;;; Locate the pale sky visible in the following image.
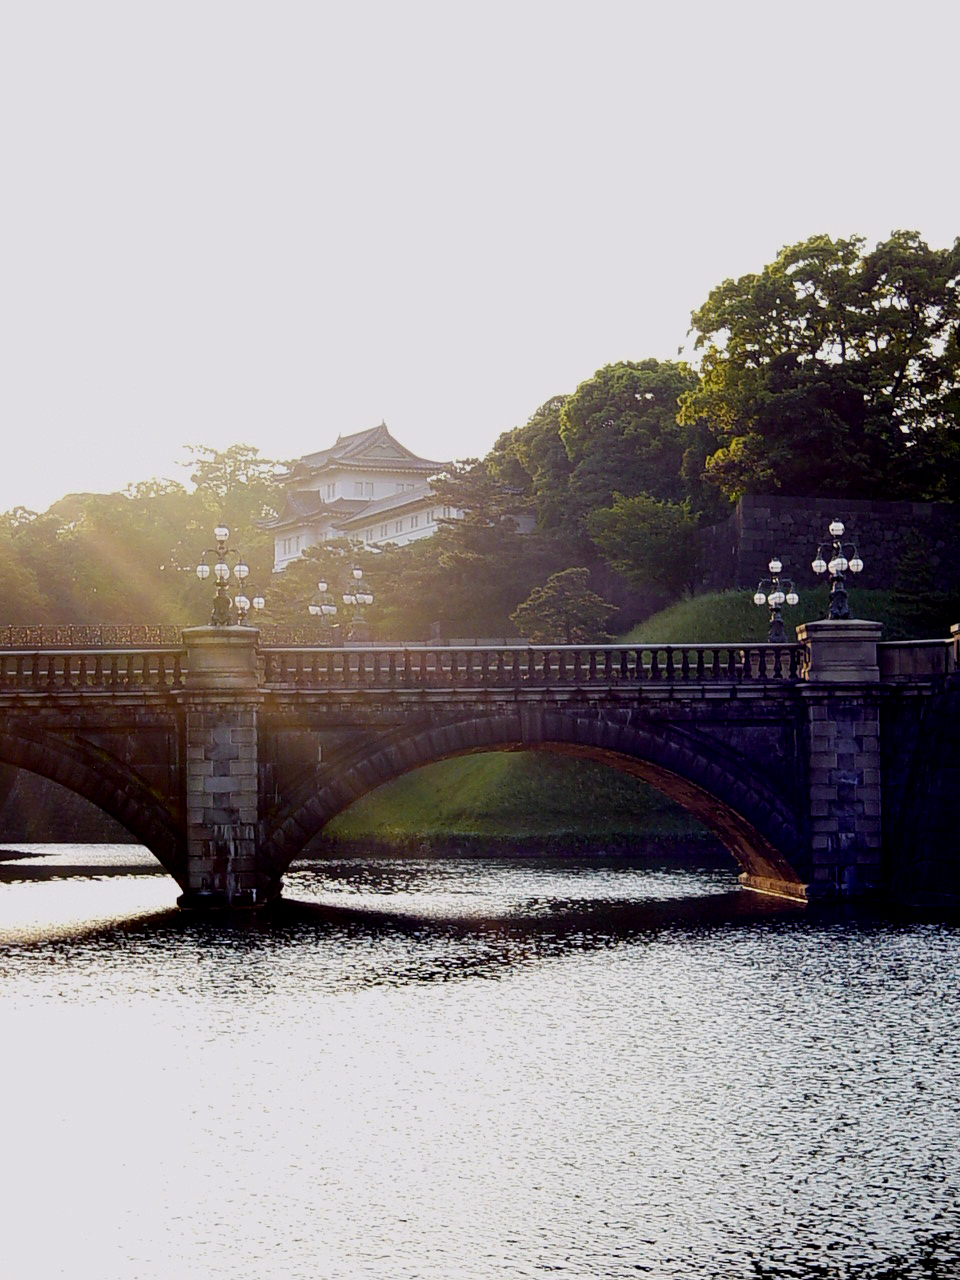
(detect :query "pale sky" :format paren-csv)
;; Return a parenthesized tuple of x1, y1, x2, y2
(2, 0, 957, 514)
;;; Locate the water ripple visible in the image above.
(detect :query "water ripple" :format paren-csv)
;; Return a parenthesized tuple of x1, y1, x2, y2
(1, 848, 959, 1279)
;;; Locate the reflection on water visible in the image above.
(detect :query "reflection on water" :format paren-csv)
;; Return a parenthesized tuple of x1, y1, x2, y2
(1, 845, 959, 1279)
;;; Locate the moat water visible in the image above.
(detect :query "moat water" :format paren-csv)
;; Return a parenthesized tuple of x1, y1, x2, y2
(1, 844, 959, 1279)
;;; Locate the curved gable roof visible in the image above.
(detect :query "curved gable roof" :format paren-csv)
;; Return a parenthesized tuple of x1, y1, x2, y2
(291, 422, 444, 477)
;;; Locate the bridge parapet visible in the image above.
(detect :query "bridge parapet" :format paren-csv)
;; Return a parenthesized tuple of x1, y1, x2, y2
(0, 624, 182, 648)
(878, 638, 956, 681)
(260, 642, 805, 692)
(0, 648, 184, 695)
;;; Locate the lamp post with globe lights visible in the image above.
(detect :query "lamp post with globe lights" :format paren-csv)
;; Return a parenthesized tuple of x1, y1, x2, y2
(307, 579, 339, 641)
(812, 519, 864, 620)
(195, 524, 265, 626)
(342, 566, 374, 642)
(753, 557, 799, 643)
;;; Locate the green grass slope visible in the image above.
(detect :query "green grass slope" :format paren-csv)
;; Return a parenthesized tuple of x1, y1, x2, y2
(324, 751, 705, 847)
(622, 588, 943, 644)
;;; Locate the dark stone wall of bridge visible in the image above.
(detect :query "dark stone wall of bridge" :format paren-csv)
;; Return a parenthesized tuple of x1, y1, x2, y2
(0, 707, 184, 875)
(0, 763, 135, 841)
(883, 666, 960, 908)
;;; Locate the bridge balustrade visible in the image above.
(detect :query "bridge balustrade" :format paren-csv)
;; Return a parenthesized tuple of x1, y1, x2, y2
(0, 649, 184, 693)
(259, 643, 803, 691)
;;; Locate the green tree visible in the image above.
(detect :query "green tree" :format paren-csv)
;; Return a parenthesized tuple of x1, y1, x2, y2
(489, 396, 574, 531)
(585, 494, 698, 597)
(510, 567, 615, 644)
(681, 231, 960, 501)
(560, 359, 703, 525)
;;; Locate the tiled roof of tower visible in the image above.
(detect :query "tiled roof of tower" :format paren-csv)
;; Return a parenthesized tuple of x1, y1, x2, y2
(259, 492, 368, 532)
(293, 422, 444, 474)
(333, 484, 438, 525)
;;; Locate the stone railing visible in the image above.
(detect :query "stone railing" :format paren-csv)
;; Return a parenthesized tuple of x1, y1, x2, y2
(260, 643, 805, 691)
(0, 649, 185, 692)
(0, 625, 183, 649)
(878, 638, 957, 680)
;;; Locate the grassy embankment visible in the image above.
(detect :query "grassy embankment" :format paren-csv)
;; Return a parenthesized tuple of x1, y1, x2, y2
(621, 587, 913, 644)
(320, 751, 706, 854)
(320, 588, 947, 854)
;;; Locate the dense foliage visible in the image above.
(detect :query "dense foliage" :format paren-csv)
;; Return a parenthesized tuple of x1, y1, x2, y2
(2, 230, 956, 639)
(681, 232, 960, 501)
(0, 446, 282, 625)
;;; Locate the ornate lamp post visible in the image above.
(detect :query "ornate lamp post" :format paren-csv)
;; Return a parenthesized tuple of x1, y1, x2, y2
(341, 565, 374, 642)
(812, 519, 864, 620)
(753, 557, 799, 643)
(195, 524, 264, 626)
(308, 578, 339, 640)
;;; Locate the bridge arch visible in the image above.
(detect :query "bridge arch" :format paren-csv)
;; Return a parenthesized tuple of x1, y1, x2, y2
(0, 726, 185, 880)
(261, 707, 808, 896)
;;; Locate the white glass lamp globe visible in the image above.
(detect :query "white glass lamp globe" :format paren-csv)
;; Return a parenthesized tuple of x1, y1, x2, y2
(214, 525, 230, 542)
(786, 591, 799, 606)
(234, 562, 249, 581)
(812, 557, 827, 575)
(849, 556, 864, 574)
(317, 580, 328, 594)
(343, 592, 356, 606)
(828, 558, 841, 575)
(770, 590, 786, 607)
(753, 591, 766, 606)
(235, 593, 250, 614)
(196, 563, 211, 581)
(252, 594, 265, 611)
(309, 603, 321, 616)
(358, 590, 373, 606)
(323, 602, 337, 616)
(768, 558, 782, 575)
(828, 520, 844, 538)
(214, 561, 231, 583)
(352, 566, 362, 581)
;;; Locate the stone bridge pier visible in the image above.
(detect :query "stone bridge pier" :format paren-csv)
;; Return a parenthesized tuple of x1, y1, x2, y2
(797, 620, 883, 897)
(178, 628, 271, 909)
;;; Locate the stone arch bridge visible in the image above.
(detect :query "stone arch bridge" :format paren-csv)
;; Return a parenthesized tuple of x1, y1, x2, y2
(0, 623, 957, 909)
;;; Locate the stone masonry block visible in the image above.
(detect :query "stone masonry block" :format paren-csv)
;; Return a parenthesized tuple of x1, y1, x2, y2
(204, 775, 239, 794)
(810, 753, 838, 770)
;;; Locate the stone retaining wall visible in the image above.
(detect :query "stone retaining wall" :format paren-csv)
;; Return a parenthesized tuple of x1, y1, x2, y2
(697, 495, 960, 594)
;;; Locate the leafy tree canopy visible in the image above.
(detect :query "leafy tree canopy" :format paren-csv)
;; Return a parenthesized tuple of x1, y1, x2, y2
(510, 567, 615, 645)
(560, 359, 702, 522)
(585, 493, 698, 597)
(680, 231, 960, 501)
(488, 396, 573, 531)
